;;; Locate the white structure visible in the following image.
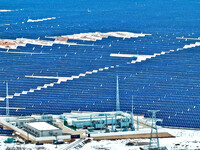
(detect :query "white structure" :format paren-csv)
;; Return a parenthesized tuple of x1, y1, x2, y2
(24, 122, 62, 137)
(6, 82, 9, 116)
(116, 75, 120, 111)
(16, 117, 35, 127)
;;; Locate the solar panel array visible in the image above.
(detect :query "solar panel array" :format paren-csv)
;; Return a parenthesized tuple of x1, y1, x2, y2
(0, 0, 200, 128)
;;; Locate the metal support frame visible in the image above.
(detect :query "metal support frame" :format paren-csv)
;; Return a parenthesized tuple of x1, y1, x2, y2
(115, 113, 117, 132)
(105, 114, 110, 132)
(127, 111, 135, 131)
(111, 117, 114, 132)
(90, 114, 92, 126)
(148, 110, 160, 150)
(120, 117, 122, 131)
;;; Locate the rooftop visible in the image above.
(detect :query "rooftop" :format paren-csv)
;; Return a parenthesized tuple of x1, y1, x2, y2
(26, 122, 59, 131)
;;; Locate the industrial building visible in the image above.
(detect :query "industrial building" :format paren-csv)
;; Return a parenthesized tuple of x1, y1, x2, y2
(62, 111, 135, 132)
(16, 114, 54, 128)
(23, 122, 62, 137)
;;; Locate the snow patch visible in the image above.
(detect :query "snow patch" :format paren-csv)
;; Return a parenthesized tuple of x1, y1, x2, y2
(179, 42, 200, 50)
(110, 53, 138, 58)
(48, 32, 151, 42)
(0, 38, 92, 50)
(27, 17, 56, 22)
(0, 10, 13, 12)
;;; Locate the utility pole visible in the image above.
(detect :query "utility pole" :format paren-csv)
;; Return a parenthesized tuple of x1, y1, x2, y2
(131, 96, 135, 130)
(6, 82, 9, 116)
(137, 116, 139, 130)
(116, 75, 120, 111)
(148, 110, 160, 150)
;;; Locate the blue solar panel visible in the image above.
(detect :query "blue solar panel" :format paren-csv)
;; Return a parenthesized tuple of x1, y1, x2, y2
(0, 0, 200, 128)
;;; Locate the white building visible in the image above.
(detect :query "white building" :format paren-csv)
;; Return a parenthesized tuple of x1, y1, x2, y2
(24, 122, 62, 137)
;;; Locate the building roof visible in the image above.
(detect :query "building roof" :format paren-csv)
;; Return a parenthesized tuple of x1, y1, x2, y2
(26, 122, 59, 131)
(18, 117, 35, 121)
